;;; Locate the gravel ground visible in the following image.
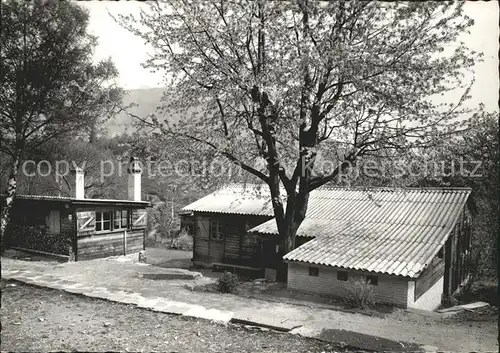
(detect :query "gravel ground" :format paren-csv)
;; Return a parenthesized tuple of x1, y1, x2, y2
(0, 280, 366, 353)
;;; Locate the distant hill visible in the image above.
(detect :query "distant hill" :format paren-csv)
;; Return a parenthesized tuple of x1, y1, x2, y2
(105, 87, 167, 136)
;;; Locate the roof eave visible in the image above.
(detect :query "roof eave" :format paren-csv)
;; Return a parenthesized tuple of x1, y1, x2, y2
(283, 259, 418, 279)
(71, 199, 151, 208)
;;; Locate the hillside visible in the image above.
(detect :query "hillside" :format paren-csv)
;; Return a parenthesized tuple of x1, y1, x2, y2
(105, 87, 166, 136)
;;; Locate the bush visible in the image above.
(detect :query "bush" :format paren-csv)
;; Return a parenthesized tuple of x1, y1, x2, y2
(217, 271, 239, 293)
(175, 230, 193, 251)
(345, 277, 376, 309)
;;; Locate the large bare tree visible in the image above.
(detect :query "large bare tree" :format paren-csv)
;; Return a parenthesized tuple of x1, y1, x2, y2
(119, 0, 479, 281)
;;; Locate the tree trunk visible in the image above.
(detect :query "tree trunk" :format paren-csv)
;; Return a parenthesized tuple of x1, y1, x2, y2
(0, 154, 21, 253)
(275, 221, 297, 283)
(275, 190, 309, 283)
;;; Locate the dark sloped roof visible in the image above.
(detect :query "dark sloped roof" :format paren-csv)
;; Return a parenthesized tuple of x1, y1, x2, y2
(1, 194, 150, 208)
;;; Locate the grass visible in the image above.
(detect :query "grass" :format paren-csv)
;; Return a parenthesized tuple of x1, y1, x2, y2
(1, 279, 364, 353)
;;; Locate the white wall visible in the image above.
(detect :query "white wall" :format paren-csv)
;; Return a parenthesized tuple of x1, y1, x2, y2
(287, 262, 409, 307)
(407, 276, 444, 311)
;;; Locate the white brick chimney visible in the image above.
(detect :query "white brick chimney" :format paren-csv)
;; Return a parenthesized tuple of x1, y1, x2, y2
(69, 167, 85, 199)
(127, 157, 142, 201)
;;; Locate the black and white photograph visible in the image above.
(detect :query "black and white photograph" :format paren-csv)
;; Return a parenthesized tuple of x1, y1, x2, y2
(0, 0, 498, 352)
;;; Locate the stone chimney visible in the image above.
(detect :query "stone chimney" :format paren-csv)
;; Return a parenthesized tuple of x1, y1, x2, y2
(127, 157, 142, 201)
(69, 167, 85, 199)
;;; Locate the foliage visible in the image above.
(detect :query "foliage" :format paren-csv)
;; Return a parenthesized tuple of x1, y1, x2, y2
(14, 137, 126, 199)
(118, 1, 480, 281)
(170, 229, 193, 250)
(344, 277, 376, 309)
(0, 0, 123, 242)
(217, 271, 240, 294)
(1, 0, 123, 157)
(353, 111, 498, 281)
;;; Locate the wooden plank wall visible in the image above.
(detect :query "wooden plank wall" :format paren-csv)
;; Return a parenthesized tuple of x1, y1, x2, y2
(415, 255, 445, 300)
(75, 207, 146, 261)
(192, 213, 273, 266)
(194, 216, 210, 263)
(77, 230, 144, 261)
(443, 203, 473, 297)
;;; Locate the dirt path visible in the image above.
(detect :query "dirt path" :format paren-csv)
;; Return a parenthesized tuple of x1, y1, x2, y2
(2, 255, 497, 352)
(1, 280, 352, 353)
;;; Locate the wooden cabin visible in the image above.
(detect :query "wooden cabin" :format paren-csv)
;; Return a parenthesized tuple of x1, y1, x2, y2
(2, 158, 149, 261)
(179, 185, 275, 276)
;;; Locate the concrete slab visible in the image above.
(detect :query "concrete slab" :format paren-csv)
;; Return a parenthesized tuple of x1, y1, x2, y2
(136, 297, 161, 310)
(153, 300, 193, 315)
(184, 306, 233, 323)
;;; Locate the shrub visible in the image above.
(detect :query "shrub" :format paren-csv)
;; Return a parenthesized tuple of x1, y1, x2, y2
(217, 271, 239, 293)
(345, 277, 376, 309)
(175, 230, 193, 251)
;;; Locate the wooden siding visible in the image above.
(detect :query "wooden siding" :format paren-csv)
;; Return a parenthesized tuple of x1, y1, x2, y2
(75, 206, 146, 261)
(76, 210, 96, 236)
(77, 229, 144, 261)
(194, 216, 210, 263)
(444, 202, 473, 296)
(191, 213, 273, 267)
(131, 209, 147, 230)
(415, 255, 444, 300)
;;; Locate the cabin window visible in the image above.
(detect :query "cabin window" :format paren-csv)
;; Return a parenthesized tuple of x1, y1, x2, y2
(367, 275, 378, 286)
(210, 220, 224, 240)
(94, 210, 131, 232)
(308, 266, 319, 277)
(337, 271, 348, 281)
(95, 211, 112, 232)
(114, 210, 128, 230)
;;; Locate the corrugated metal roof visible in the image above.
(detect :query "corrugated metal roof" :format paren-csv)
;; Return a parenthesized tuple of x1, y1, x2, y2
(182, 184, 471, 277)
(180, 184, 275, 216)
(250, 188, 470, 235)
(1, 194, 72, 201)
(276, 188, 471, 278)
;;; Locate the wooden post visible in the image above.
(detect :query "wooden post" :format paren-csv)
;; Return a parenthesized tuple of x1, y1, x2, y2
(72, 211, 78, 262)
(124, 230, 127, 255)
(444, 236, 451, 297)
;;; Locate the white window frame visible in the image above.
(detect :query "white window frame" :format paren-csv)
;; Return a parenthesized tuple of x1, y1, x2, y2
(95, 210, 113, 232)
(113, 210, 128, 230)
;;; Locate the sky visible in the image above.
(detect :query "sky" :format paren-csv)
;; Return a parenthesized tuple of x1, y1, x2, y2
(80, 1, 499, 112)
